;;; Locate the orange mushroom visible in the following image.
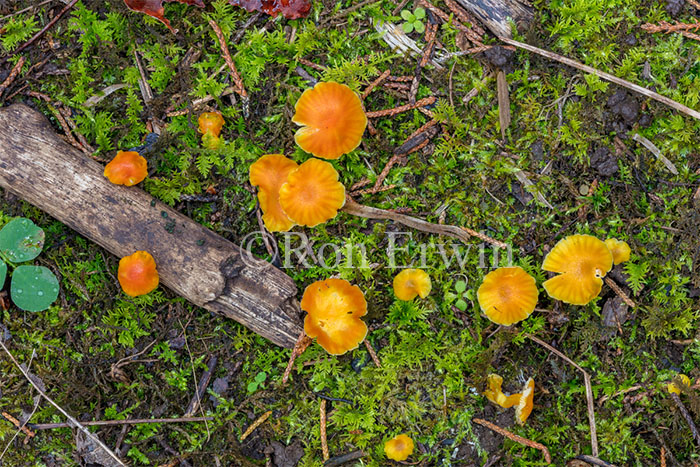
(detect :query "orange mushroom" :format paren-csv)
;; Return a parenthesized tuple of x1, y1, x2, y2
(604, 238, 631, 265)
(198, 111, 225, 149)
(104, 151, 148, 186)
(384, 434, 414, 461)
(117, 251, 159, 297)
(667, 374, 691, 395)
(515, 378, 535, 425)
(278, 159, 346, 227)
(393, 269, 431, 301)
(542, 234, 613, 305)
(483, 374, 520, 408)
(249, 154, 299, 232)
(292, 82, 367, 160)
(301, 278, 367, 355)
(477, 267, 538, 326)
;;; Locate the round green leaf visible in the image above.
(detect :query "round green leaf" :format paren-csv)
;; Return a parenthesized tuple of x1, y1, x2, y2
(414, 21, 426, 34)
(455, 280, 467, 294)
(414, 7, 425, 19)
(402, 22, 414, 33)
(400, 9, 413, 21)
(0, 260, 6, 289)
(10, 265, 59, 312)
(0, 218, 45, 263)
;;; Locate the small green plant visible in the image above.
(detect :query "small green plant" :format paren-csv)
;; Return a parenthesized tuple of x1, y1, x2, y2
(400, 8, 425, 34)
(247, 371, 267, 393)
(0, 218, 59, 312)
(454, 278, 468, 311)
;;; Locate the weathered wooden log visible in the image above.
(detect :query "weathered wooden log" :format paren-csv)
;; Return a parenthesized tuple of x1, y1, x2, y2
(0, 104, 302, 348)
(454, 0, 533, 38)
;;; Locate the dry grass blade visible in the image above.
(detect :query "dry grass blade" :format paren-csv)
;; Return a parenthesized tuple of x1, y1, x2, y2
(282, 332, 313, 385)
(496, 70, 510, 139)
(604, 277, 636, 308)
(631, 133, 678, 175)
(473, 418, 552, 463)
(240, 411, 272, 442)
(320, 399, 329, 461)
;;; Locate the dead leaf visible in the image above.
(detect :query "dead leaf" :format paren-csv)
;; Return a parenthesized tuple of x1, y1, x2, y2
(229, 0, 311, 19)
(76, 430, 123, 467)
(123, 0, 205, 33)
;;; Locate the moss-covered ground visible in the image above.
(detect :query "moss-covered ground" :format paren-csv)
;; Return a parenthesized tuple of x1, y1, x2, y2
(1, 0, 700, 465)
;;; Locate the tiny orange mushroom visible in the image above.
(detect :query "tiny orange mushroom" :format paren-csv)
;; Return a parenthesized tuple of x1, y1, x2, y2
(393, 269, 431, 301)
(515, 378, 535, 425)
(198, 111, 224, 137)
(542, 234, 613, 305)
(477, 267, 538, 326)
(292, 82, 367, 160)
(384, 434, 414, 461)
(249, 154, 299, 232)
(104, 151, 148, 186)
(483, 374, 520, 409)
(278, 159, 346, 227)
(301, 278, 367, 355)
(117, 251, 159, 297)
(604, 238, 631, 265)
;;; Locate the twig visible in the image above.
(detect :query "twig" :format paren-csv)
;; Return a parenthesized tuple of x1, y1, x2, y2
(417, 0, 482, 44)
(1, 411, 35, 439)
(364, 340, 381, 367)
(320, 400, 329, 461)
(574, 455, 619, 467)
(342, 197, 508, 249)
(240, 411, 272, 442)
(641, 21, 700, 34)
(361, 69, 390, 100)
(631, 133, 678, 175)
(442, 0, 485, 36)
(604, 277, 636, 308)
(10, 0, 78, 56)
(29, 416, 213, 430)
(498, 37, 700, 121)
(281, 332, 312, 385)
(0, 56, 25, 98)
(178, 320, 211, 441)
(323, 450, 366, 466)
(350, 184, 397, 197)
(670, 392, 700, 448)
(473, 418, 551, 463)
(298, 58, 327, 72)
(526, 334, 598, 456)
(366, 96, 436, 118)
(661, 446, 666, 467)
(166, 86, 238, 117)
(209, 19, 249, 117)
(0, 340, 126, 466)
(185, 355, 217, 417)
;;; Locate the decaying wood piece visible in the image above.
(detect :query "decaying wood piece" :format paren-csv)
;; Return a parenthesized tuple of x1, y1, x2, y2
(454, 0, 533, 38)
(0, 105, 302, 348)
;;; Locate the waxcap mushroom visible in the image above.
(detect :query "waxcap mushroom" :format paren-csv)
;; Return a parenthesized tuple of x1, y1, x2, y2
(667, 374, 691, 395)
(301, 278, 367, 355)
(198, 111, 224, 137)
(515, 378, 535, 425)
(542, 234, 613, 305)
(384, 434, 414, 461)
(118, 251, 159, 297)
(393, 269, 431, 301)
(604, 238, 631, 265)
(477, 267, 538, 326)
(292, 81, 367, 159)
(249, 154, 298, 232)
(104, 151, 148, 187)
(483, 374, 520, 408)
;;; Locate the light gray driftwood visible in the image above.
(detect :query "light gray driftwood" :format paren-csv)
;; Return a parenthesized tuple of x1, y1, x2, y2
(0, 104, 302, 348)
(454, 0, 533, 38)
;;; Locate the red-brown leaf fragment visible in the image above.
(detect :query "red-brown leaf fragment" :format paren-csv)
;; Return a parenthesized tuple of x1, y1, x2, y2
(229, 0, 311, 19)
(124, 0, 205, 33)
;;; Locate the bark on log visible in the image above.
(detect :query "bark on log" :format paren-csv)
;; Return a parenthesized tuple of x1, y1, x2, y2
(454, 0, 533, 38)
(0, 104, 302, 348)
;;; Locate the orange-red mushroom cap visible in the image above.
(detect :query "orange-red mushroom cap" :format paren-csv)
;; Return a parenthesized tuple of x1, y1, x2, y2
(477, 267, 538, 326)
(118, 251, 159, 297)
(542, 234, 613, 305)
(301, 278, 367, 355)
(198, 111, 224, 137)
(393, 269, 432, 301)
(104, 151, 148, 187)
(604, 238, 631, 265)
(278, 159, 346, 227)
(249, 154, 299, 232)
(384, 434, 414, 461)
(292, 81, 367, 160)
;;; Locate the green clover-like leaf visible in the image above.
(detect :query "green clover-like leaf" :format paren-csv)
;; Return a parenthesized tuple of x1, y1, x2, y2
(402, 22, 414, 33)
(0, 218, 45, 263)
(10, 265, 59, 312)
(400, 9, 413, 21)
(414, 21, 426, 34)
(414, 7, 425, 19)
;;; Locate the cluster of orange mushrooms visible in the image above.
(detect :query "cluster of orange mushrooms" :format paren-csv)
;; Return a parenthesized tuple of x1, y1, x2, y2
(98, 80, 636, 461)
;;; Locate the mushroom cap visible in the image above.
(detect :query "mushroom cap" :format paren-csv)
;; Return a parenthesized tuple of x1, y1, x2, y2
(668, 374, 691, 395)
(278, 159, 346, 227)
(515, 378, 535, 425)
(198, 111, 224, 137)
(393, 269, 432, 301)
(483, 373, 520, 408)
(301, 278, 368, 355)
(477, 267, 538, 326)
(117, 251, 159, 297)
(249, 154, 299, 232)
(384, 434, 414, 461)
(542, 234, 613, 305)
(604, 238, 631, 265)
(292, 82, 367, 160)
(104, 151, 148, 187)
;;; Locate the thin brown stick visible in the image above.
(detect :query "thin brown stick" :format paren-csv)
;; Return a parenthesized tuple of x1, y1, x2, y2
(442, 0, 485, 36)
(604, 277, 636, 308)
(499, 37, 700, 121)
(240, 411, 272, 442)
(29, 416, 213, 430)
(417, 0, 483, 44)
(363, 340, 381, 367)
(208, 20, 247, 99)
(0, 56, 25, 98)
(350, 184, 397, 197)
(11, 0, 78, 56)
(0, 340, 126, 466)
(361, 69, 390, 100)
(574, 455, 618, 467)
(185, 355, 217, 417)
(323, 450, 366, 467)
(1, 411, 35, 439)
(282, 332, 313, 385)
(56, 106, 96, 155)
(641, 21, 700, 34)
(342, 197, 508, 248)
(366, 96, 436, 118)
(298, 58, 327, 71)
(473, 418, 551, 463)
(320, 400, 329, 461)
(661, 447, 666, 467)
(670, 393, 700, 448)
(179, 320, 211, 441)
(526, 334, 598, 456)
(680, 30, 700, 41)
(407, 119, 439, 141)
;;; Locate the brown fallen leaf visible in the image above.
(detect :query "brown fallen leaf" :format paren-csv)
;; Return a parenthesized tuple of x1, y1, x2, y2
(123, 0, 204, 33)
(229, 0, 311, 19)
